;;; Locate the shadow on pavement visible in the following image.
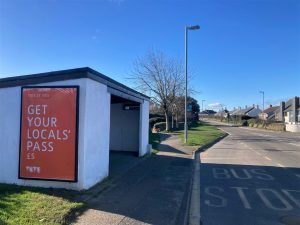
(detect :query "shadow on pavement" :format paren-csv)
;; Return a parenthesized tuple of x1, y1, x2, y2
(157, 143, 189, 155)
(79, 154, 193, 225)
(159, 133, 172, 141)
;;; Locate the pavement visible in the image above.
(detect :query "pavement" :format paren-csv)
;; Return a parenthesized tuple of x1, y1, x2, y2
(74, 133, 195, 225)
(199, 121, 300, 225)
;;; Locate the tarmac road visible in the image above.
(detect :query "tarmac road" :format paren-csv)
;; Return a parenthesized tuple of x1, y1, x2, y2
(199, 122, 300, 225)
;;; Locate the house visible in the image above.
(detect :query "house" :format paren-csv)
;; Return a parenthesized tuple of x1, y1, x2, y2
(215, 109, 229, 118)
(283, 96, 300, 132)
(230, 105, 262, 118)
(246, 106, 262, 118)
(259, 105, 279, 121)
(199, 109, 216, 117)
(229, 107, 240, 116)
(273, 96, 300, 132)
(274, 101, 285, 122)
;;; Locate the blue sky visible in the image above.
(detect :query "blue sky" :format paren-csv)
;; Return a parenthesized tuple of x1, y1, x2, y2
(0, 0, 299, 110)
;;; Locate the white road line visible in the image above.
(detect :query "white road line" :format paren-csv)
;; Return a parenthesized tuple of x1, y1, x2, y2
(253, 150, 262, 156)
(288, 143, 300, 147)
(277, 163, 285, 168)
(264, 156, 271, 161)
(189, 153, 201, 225)
(202, 158, 239, 160)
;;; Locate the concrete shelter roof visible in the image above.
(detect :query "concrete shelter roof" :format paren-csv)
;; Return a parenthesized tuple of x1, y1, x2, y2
(0, 67, 149, 101)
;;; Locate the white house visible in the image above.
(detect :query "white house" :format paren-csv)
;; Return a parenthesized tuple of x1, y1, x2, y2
(284, 96, 300, 132)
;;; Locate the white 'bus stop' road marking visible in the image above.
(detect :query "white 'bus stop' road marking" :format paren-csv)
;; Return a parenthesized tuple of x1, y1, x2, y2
(264, 156, 272, 161)
(288, 143, 300, 147)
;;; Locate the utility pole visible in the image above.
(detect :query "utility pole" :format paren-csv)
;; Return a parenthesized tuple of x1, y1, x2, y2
(184, 25, 200, 143)
(259, 91, 265, 111)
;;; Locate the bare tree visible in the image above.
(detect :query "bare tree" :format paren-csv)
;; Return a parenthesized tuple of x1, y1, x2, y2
(130, 50, 184, 131)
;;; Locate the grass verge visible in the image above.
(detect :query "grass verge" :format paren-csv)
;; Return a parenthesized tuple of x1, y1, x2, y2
(171, 121, 225, 147)
(0, 184, 85, 225)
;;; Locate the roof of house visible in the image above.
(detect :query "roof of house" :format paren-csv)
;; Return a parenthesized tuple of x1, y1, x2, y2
(246, 107, 262, 117)
(284, 98, 293, 112)
(231, 107, 253, 116)
(262, 106, 280, 114)
(199, 110, 216, 115)
(284, 105, 292, 112)
(215, 109, 228, 116)
(229, 108, 240, 115)
(0, 67, 150, 101)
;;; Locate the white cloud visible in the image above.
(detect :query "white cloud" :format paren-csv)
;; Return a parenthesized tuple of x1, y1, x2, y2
(208, 102, 222, 107)
(207, 102, 225, 110)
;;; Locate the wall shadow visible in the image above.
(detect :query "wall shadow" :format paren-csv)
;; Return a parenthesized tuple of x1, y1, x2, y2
(157, 143, 189, 155)
(77, 153, 194, 225)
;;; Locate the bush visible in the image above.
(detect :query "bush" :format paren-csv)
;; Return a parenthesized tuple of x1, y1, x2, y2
(241, 120, 248, 126)
(153, 122, 166, 132)
(149, 117, 165, 128)
(149, 113, 164, 119)
(248, 119, 256, 127)
(258, 123, 264, 128)
(266, 123, 285, 131)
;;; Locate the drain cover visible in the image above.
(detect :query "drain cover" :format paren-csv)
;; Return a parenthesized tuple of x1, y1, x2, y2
(280, 215, 300, 225)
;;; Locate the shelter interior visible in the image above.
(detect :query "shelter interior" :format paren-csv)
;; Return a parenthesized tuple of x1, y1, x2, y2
(109, 94, 141, 174)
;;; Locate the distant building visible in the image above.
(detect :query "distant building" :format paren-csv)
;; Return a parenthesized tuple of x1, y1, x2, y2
(230, 105, 261, 118)
(259, 105, 279, 121)
(273, 96, 299, 132)
(284, 97, 300, 132)
(199, 109, 216, 117)
(215, 109, 229, 118)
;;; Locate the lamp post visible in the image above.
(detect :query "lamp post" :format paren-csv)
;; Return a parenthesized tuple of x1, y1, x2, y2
(259, 91, 264, 111)
(202, 100, 206, 112)
(184, 25, 200, 143)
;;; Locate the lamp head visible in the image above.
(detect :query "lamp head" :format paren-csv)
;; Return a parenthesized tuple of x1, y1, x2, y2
(188, 25, 200, 30)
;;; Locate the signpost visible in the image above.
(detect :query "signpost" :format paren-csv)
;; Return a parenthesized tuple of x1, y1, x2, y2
(19, 86, 79, 182)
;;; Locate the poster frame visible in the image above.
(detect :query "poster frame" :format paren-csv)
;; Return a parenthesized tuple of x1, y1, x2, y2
(18, 86, 79, 182)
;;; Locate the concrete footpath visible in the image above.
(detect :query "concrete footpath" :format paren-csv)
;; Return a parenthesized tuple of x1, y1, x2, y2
(74, 134, 197, 225)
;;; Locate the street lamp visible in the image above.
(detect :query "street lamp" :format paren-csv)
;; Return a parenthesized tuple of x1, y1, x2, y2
(259, 91, 264, 111)
(185, 25, 200, 143)
(202, 100, 206, 112)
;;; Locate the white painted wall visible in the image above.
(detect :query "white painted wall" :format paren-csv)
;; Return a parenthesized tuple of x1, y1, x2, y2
(0, 78, 111, 190)
(110, 103, 139, 152)
(286, 124, 300, 132)
(82, 79, 110, 188)
(139, 100, 150, 156)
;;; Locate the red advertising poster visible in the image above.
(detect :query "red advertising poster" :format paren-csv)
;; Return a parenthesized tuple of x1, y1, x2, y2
(19, 86, 79, 182)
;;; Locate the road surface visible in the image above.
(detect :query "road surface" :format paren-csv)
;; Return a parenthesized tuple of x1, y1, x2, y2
(200, 122, 300, 225)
